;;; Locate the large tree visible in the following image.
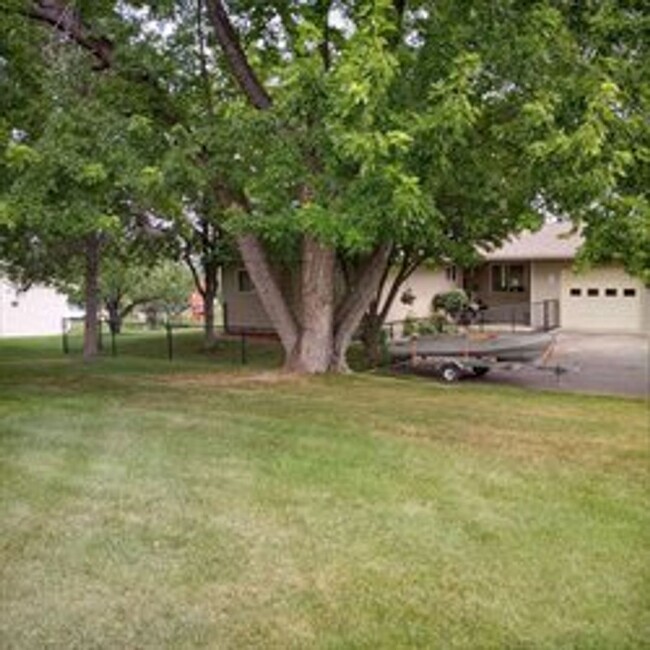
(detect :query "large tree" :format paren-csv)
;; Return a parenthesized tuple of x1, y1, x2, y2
(201, 0, 648, 370)
(3, 0, 647, 371)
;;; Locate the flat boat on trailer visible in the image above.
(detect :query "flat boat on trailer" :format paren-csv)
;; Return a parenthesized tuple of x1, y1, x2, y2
(388, 331, 556, 381)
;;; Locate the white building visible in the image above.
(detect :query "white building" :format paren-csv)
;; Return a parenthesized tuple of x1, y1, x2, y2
(0, 277, 72, 337)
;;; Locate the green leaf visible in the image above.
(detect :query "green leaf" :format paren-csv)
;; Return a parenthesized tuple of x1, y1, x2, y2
(5, 142, 41, 169)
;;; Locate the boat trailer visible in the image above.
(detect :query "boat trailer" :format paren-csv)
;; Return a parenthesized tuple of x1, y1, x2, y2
(389, 333, 568, 383)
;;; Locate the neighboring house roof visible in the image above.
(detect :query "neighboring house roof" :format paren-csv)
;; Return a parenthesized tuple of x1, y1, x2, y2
(481, 222, 583, 262)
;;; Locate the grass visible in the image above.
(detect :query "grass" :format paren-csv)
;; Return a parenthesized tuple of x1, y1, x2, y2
(1, 332, 648, 649)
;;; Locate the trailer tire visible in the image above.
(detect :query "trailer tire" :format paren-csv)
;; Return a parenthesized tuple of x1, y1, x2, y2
(439, 363, 462, 383)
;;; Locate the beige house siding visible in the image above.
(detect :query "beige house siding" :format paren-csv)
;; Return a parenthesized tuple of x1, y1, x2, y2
(643, 289, 650, 333)
(223, 265, 461, 332)
(221, 260, 648, 335)
(384, 266, 460, 323)
(529, 261, 564, 329)
(560, 266, 646, 332)
(222, 268, 274, 332)
(0, 279, 70, 337)
(530, 261, 564, 303)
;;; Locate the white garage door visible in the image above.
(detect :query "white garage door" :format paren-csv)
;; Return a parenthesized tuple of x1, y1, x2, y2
(561, 267, 644, 332)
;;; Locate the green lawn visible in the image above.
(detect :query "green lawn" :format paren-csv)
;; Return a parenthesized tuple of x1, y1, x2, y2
(1, 332, 648, 649)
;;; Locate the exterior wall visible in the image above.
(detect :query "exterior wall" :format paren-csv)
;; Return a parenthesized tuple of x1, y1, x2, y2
(383, 266, 460, 323)
(0, 279, 70, 337)
(222, 267, 275, 332)
(222, 264, 461, 332)
(530, 261, 564, 303)
(529, 261, 564, 329)
(560, 266, 646, 332)
(222, 262, 649, 335)
(643, 289, 650, 333)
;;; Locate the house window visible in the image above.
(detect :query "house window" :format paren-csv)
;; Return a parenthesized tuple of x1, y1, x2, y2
(569, 288, 581, 297)
(491, 264, 525, 292)
(587, 288, 599, 297)
(605, 288, 617, 297)
(445, 265, 457, 283)
(237, 270, 254, 293)
(623, 288, 636, 297)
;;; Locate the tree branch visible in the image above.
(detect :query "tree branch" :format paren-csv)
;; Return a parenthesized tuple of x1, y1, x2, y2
(196, 0, 215, 115)
(119, 296, 162, 321)
(318, 0, 334, 71)
(394, 0, 407, 24)
(378, 253, 421, 323)
(333, 243, 392, 343)
(25, 0, 113, 69)
(204, 0, 272, 109)
(236, 233, 299, 353)
(183, 245, 205, 298)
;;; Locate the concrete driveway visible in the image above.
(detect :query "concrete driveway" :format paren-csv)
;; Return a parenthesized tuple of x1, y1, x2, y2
(481, 331, 649, 398)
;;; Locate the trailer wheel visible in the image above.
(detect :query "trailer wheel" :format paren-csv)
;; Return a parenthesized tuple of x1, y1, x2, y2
(439, 363, 462, 383)
(472, 367, 490, 377)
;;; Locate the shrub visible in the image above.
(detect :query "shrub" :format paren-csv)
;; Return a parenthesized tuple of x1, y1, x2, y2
(402, 313, 418, 337)
(417, 314, 447, 335)
(402, 312, 447, 337)
(432, 290, 469, 321)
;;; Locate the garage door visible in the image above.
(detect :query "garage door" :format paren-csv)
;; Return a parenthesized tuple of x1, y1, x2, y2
(561, 267, 645, 332)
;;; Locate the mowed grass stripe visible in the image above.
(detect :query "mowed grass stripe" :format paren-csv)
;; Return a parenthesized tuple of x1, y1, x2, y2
(1, 333, 648, 648)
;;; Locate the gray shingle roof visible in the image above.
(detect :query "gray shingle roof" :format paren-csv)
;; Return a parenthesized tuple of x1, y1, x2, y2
(481, 222, 583, 261)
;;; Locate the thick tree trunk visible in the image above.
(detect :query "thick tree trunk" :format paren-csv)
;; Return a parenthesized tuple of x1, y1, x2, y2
(203, 294, 216, 347)
(360, 308, 385, 368)
(236, 236, 391, 373)
(285, 236, 336, 373)
(83, 234, 101, 361)
(330, 243, 392, 372)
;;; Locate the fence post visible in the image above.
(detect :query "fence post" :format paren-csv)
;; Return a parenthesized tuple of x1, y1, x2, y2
(222, 302, 229, 334)
(166, 321, 173, 361)
(543, 300, 549, 331)
(240, 331, 247, 365)
(61, 318, 69, 355)
(111, 326, 117, 357)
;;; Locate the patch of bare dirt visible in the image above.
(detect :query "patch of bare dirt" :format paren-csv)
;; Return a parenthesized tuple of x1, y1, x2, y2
(149, 370, 308, 389)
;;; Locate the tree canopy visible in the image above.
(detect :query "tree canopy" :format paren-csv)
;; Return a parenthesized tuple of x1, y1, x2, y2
(1, 0, 648, 369)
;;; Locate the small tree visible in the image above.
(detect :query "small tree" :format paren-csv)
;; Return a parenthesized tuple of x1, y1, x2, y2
(137, 261, 195, 325)
(0, 38, 164, 359)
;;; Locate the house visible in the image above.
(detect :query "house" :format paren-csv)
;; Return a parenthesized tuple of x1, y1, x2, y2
(0, 277, 72, 337)
(221, 223, 650, 335)
(463, 223, 649, 333)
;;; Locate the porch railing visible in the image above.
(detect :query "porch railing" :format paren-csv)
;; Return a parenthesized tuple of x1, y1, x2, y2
(475, 299, 559, 331)
(384, 299, 560, 339)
